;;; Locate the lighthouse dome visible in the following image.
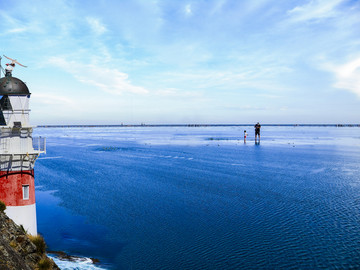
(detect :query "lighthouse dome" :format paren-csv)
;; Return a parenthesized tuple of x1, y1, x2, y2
(0, 76, 30, 95)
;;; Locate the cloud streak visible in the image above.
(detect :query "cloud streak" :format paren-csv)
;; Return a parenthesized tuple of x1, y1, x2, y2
(48, 57, 149, 95)
(32, 93, 75, 106)
(287, 0, 344, 22)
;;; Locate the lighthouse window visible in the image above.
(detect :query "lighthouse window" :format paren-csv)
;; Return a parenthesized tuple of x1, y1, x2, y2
(22, 185, 29, 200)
(0, 95, 12, 110)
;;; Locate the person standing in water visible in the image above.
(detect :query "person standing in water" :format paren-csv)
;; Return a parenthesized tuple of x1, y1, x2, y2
(254, 122, 261, 143)
(244, 130, 248, 143)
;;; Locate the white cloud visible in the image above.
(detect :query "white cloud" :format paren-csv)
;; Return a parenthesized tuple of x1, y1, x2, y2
(330, 57, 360, 97)
(7, 27, 28, 33)
(48, 57, 149, 95)
(185, 4, 192, 15)
(287, 0, 344, 22)
(0, 11, 28, 34)
(86, 17, 107, 35)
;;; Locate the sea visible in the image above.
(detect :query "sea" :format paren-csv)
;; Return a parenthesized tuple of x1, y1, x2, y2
(32, 125, 360, 269)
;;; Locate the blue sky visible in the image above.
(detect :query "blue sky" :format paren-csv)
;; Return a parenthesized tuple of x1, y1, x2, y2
(0, 0, 359, 124)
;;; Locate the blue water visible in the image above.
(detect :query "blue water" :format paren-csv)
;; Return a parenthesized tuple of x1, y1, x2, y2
(33, 126, 360, 269)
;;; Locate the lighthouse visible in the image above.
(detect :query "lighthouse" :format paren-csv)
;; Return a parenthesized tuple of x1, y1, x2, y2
(0, 57, 45, 235)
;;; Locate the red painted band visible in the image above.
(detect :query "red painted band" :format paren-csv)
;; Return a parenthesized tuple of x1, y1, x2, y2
(0, 170, 35, 206)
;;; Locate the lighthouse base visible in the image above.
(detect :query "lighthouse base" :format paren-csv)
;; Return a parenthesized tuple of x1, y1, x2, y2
(5, 204, 37, 235)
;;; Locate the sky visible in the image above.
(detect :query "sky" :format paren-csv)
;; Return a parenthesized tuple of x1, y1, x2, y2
(0, 0, 359, 125)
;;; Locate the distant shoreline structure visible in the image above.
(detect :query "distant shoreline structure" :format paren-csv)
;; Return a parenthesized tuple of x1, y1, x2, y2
(36, 124, 360, 128)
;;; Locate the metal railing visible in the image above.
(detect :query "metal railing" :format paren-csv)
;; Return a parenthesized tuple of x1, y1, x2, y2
(32, 136, 46, 154)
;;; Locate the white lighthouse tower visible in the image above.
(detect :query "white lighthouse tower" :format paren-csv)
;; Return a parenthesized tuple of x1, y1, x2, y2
(0, 57, 45, 235)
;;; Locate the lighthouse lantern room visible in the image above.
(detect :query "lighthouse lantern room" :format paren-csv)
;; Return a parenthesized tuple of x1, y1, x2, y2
(0, 56, 45, 235)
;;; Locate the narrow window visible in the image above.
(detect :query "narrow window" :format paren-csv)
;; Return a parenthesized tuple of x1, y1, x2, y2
(23, 185, 29, 200)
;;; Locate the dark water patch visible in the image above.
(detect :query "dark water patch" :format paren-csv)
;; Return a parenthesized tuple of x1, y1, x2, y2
(93, 146, 137, 152)
(206, 137, 240, 141)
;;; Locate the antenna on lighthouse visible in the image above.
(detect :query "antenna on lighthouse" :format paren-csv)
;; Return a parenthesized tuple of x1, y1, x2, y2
(0, 56, 4, 78)
(2, 55, 27, 77)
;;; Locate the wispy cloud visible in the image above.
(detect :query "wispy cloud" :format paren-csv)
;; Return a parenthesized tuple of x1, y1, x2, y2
(184, 4, 192, 16)
(32, 93, 75, 106)
(155, 64, 292, 93)
(209, 0, 227, 15)
(86, 17, 107, 35)
(48, 57, 149, 95)
(7, 27, 28, 34)
(287, 0, 344, 22)
(1, 0, 359, 123)
(0, 11, 28, 34)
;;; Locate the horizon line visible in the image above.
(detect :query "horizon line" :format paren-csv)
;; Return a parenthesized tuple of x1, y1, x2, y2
(35, 124, 360, 128)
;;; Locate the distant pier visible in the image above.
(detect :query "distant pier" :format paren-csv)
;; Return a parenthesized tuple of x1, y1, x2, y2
(36, 124, 360, 128)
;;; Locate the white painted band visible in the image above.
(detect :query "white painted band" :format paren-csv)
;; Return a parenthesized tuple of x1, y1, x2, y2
(5, 204, 37, 236)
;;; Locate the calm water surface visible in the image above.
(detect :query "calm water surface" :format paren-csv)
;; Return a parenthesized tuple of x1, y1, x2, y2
(33, 126, 360, 269)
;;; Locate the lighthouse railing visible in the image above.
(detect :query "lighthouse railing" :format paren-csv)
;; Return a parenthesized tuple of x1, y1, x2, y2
(32, 136, 46, 154)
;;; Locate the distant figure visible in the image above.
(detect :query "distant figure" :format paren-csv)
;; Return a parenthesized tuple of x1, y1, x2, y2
(244, 130, 248, 143)
(254, 122, 261, 143)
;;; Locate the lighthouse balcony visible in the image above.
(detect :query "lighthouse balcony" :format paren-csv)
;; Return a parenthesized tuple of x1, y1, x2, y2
(0, 153, 38, 171)
(0, 136, 46, 155)
(32, 136, 46, 154)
